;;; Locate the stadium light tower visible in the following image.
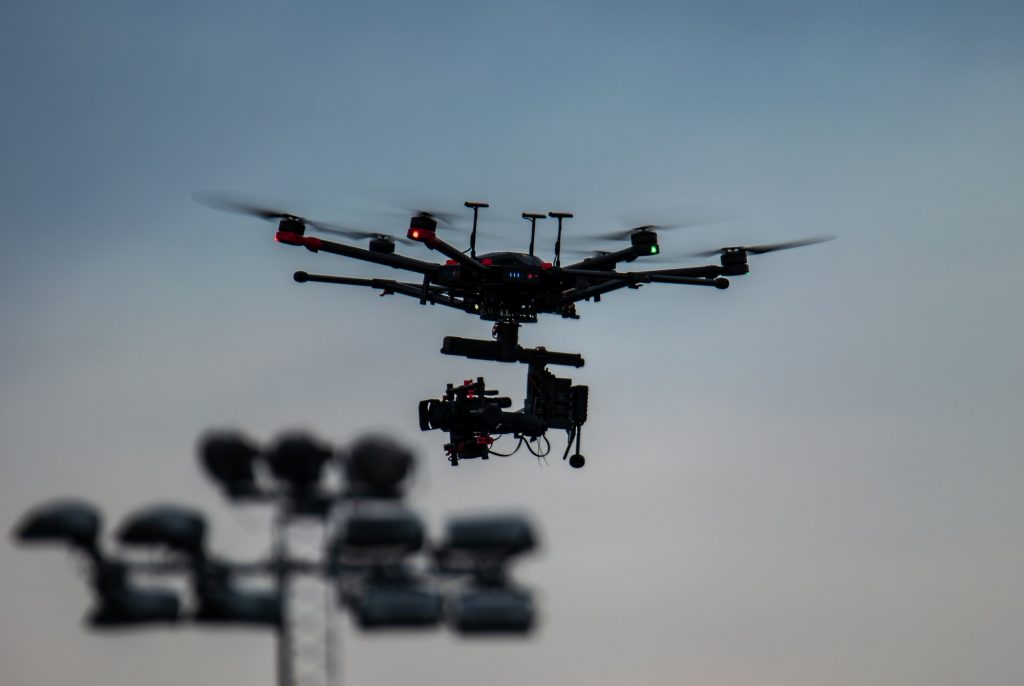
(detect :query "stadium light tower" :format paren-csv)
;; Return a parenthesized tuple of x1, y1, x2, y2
(14, 431, 539, 686)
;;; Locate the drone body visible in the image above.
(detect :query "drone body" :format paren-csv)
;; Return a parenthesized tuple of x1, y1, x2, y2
(199, 193, 833, 467)
(276, 206, 746, 326)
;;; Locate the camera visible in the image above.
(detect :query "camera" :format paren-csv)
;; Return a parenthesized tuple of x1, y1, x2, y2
(418, 373, 587, 465)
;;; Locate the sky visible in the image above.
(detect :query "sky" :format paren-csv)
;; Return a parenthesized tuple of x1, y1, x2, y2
(2, 1, 1023, 685)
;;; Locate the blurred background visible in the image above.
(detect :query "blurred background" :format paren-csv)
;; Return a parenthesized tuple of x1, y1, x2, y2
(2, 1, 1022, 684)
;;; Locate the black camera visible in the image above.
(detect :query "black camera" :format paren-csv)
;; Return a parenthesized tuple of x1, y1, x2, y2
(419, 378, 544, 463)
(418, 379, 517, 435)
(418, 373, 587, 465)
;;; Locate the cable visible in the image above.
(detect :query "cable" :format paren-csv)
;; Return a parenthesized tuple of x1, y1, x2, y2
(533, 435, 551, 466)
(524, 435, 551, 458)
(488, 435, 524, 457)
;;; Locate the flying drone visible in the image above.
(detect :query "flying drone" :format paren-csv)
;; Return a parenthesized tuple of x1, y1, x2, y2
(197, 193, 833, 468)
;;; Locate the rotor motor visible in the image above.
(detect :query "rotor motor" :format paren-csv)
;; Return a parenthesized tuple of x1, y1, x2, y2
(368, 236, 396, 254)
(629, 229, 658, 253)
(719, 248, 750, 275)
(277, 217, 305, 236)
(409, 214, 438, 233)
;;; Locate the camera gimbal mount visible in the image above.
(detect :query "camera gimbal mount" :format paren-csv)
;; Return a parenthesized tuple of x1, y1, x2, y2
(419, 318, 589, 468)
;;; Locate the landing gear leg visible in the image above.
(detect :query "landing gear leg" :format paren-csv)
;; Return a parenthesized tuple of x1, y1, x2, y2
(566, 425, 585, 469)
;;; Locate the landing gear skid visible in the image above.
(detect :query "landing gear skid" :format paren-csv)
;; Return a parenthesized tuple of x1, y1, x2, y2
(562, 425, 586, 469)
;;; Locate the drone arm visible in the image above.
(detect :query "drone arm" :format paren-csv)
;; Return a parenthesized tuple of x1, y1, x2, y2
(642, 274, 729, 288)
(293, 272, 467, 310)
(562, 246, 639, 271)
(561, 267, 726, 287)
(553, 269, 728, 306)
(279, 233, 440, 277)
(410, 233, 489, 274)
(632, 265, 725, 279)
(550, 278, 633, 306)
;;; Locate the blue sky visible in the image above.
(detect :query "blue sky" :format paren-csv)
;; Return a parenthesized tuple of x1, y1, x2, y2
(2, 2, 1023, 685)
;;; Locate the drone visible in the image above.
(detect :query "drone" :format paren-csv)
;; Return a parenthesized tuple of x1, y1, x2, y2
(198, 193, 833, 468)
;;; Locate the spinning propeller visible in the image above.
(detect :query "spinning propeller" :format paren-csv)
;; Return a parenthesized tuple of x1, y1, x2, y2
(687, 234, 835, 258)
(313, 227, 415, 245)
(193, 192, 412, 244)
(359, 191, 467, 227)
(588, 222, 704, 242)
(580, 205, 725, 243)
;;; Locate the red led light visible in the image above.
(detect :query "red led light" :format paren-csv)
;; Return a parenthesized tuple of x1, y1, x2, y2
(445, 259, 457, 265)
(275, 231, 304, 246)
(407, 227, 437, 243)
(481, 258, 493, 266)
(541, 262, 553, 270)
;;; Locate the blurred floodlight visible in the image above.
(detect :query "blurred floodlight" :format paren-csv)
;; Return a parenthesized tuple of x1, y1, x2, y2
(14, 500, 102, 555)
(199, 431, 260, 497)
(266, 432, 333, 491)
(344, 435, 414, 496)
(331, 504, 424, 561)
(117, 504, 207, 556)
(449, 587, 535, 634)
(442, 514, 536, 557)
(88, 565, 180, 628)
(196, 586, 282, 627)
(89, 587, 181, 627)
(353, 585, 442, 629)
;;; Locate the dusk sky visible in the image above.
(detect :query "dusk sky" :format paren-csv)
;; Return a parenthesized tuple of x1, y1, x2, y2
(2, 2, 1023, 685)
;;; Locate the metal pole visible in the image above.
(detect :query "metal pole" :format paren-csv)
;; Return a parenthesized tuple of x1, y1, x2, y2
(275, 509, 293, 686)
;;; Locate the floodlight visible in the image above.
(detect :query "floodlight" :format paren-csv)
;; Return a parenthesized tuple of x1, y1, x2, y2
(344, 435, 414, 496)
(196, 586, 282, 626)
(352, 584, 442, 629)
(266, 432, 332, 490)
(117, 504, 207, 557)
(88, 564, 180, 627)
(331, 504, 424, 562)
(441, 514, 536, 557)
(89, 587, 181, 627)
(449, 587, 535, 634)
(14, 500, 101, 556)
(199, 431, 259, 497)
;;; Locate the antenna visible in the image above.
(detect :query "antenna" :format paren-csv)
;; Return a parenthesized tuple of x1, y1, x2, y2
(548, 212, 573, 267)
(464, 202, 489, 257)
(521, 213, 546, 256)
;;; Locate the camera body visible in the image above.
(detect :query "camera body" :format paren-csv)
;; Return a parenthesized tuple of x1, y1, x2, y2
(524, 366, 588, 431)
(419, 374, 587, 464)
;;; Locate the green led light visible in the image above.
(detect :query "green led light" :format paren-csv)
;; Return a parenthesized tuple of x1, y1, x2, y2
(650, 245, 659, 254)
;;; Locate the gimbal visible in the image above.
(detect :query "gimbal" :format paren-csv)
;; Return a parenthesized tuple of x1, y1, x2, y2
(419, 318, 589, 468)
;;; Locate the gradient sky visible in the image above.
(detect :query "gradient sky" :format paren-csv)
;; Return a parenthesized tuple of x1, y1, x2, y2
(2, 2, 1023, 685)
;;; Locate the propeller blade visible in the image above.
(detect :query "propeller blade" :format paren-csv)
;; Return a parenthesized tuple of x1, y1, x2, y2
(688, 234, 835, 258)
(192, 191, 299, 221)
(588, 225, 664, 242)
(744, 234, 836, 254)
(194, 192, 408, 240)
(417, 210, 462, 225)
(687, 247, 728, 258)
(582, 207, 724, 243)
(563, 248, 615, 257)
(360, 192, 465, 226)
(313, 226, 415, 245)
